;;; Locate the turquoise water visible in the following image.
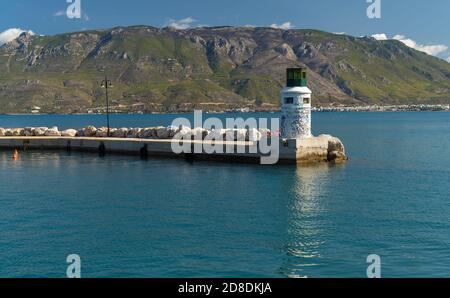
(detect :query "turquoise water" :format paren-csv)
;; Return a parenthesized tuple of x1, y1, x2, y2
(1, 112, 450, 277)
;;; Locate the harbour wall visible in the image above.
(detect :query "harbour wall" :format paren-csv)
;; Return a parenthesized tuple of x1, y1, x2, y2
(0, 136, 347, 164)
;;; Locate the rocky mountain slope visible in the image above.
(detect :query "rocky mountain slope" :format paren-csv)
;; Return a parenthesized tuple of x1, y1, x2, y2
(1, 25, 450, 113)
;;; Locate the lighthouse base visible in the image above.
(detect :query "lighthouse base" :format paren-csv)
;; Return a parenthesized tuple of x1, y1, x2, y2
(280, 134, 347, 164)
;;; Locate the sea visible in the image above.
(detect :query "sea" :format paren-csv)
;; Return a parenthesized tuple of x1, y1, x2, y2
(0, 111, 449, 277)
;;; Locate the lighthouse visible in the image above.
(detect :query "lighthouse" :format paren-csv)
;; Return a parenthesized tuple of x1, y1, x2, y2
(280, 68, 312, 139)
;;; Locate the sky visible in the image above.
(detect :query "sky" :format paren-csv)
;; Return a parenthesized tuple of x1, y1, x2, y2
(1, 0, 450, 61)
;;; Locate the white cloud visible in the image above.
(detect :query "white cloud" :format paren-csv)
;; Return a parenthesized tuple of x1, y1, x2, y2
(446, 57, 450, 63)
(371, 33, 448, 57)
(167, 17, 197, 29)
(333, 32, 346, 35)
(371, 33, 388, 41)
(270, 22, 293, 30)
(53, 10, 90, 22)
(53, 10, 65, 17)
(392, 35, 448, 56)
(0, 28, 35, 46)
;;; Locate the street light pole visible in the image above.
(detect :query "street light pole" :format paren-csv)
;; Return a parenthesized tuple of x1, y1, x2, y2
(101, 76, 112, 137)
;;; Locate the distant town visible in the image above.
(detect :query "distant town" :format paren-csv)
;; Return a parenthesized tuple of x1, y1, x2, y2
(17, 104, 450, 115)
(312, 104, 450, 112)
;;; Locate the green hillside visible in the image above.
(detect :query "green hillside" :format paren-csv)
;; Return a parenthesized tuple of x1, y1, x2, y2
(0, 26, 449, 113)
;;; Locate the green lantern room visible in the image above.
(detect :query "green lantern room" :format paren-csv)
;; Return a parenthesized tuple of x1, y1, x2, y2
(286, 68, 308, 87)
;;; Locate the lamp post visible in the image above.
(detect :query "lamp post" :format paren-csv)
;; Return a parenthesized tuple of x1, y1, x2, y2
(100, 76, 112, 137)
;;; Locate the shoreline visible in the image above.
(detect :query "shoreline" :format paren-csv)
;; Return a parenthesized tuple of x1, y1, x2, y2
(0, 104, 449, 116)
(312, 104, 450, 112)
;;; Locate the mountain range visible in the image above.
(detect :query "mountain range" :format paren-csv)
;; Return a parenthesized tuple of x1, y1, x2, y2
(1, 25, 450, 113)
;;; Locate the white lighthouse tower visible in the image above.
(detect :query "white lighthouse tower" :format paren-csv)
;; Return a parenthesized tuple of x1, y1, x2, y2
(280, 68, 312, 139)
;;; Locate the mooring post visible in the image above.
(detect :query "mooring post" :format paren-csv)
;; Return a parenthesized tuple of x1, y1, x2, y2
(99, 142, 106, 157)
(140, 144, 148, 159)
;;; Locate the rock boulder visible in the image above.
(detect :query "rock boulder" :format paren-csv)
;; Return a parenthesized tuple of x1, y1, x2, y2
(111, 128, 128, 138)
(10, 128, 23, 136)
(191, 127, 209, 140)
(320, 134, 347, 163)
(33, 127, 48, 136)
(208, 129, 227, 140)
(247, 128, 262, 141)
(138, 127, 158, 139)
(296, 135, 347, 163)
(23, 127, 35, 136)
(174, 126, 192, 139)
(44, 127, 61, 136)
(61, 129, 77, 137)
(96, 127, 110, 137)
(126, 127, 142, 138)
(225, 129, 247, 141)
(83, 126, 97, 137)
(156, 127, 168, 139)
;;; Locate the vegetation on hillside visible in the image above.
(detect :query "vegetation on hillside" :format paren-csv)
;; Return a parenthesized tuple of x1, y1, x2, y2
(0, 26, 449, 113)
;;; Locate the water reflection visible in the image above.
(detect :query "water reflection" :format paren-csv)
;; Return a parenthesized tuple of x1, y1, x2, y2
(280, 164, 333, 278)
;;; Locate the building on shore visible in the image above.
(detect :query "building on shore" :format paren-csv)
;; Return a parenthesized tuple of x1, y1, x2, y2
(30, 106, 41, 114)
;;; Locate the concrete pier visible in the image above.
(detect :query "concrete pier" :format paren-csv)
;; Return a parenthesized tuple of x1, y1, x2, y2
(0, 135, 347, 164)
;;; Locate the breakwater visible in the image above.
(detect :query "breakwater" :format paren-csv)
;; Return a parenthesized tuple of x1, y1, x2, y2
(0, 126, 270, 140)
(0, 126, 347, 164)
